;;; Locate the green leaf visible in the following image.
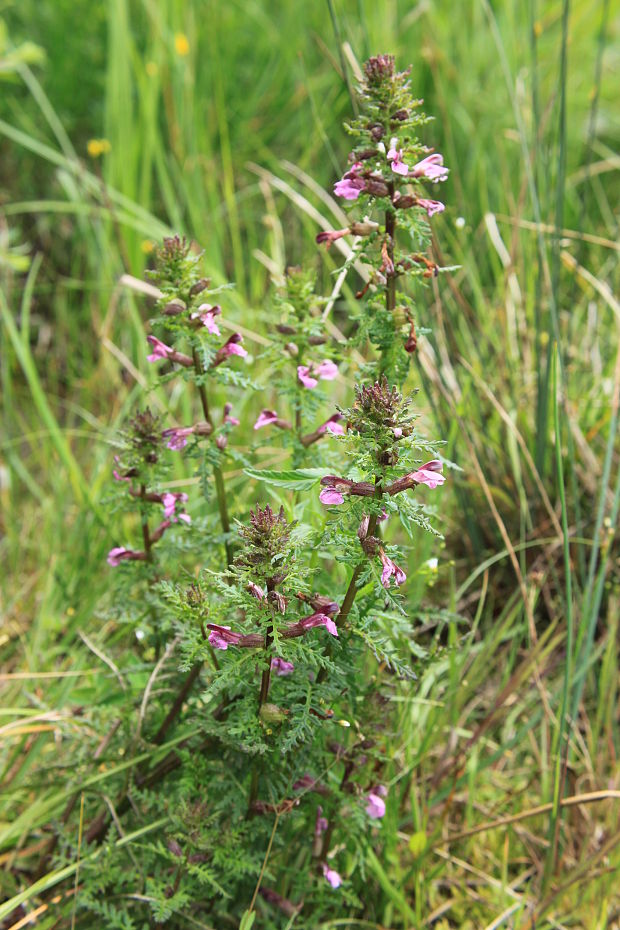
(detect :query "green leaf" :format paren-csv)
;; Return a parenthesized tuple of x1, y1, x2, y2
(243, 467, 324, 491)
(239, 910, 256, 930)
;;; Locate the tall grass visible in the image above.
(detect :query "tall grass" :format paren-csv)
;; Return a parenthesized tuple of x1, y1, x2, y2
(1, 0, 618, 926)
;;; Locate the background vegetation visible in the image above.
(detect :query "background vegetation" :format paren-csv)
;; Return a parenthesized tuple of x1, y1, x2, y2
(1, 0, 618, 927)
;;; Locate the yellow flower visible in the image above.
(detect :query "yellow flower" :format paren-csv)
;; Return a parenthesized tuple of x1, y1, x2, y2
(87, 138, 111, 158)
(145, 60, 157, 77)
(141, 240, 155, 255)
(174, 33, 190, 56)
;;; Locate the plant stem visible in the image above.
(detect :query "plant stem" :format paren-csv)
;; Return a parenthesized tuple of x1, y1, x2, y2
(140, 484, 152, 561)
(385, 199, 396, 313)
(192, 348, 233, 568)
(336, 507, 380, 630)
(258, 624, 273, 707)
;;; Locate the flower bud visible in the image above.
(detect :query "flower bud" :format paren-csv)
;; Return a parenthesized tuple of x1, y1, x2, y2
(162, 299, 185, 316)
(189, 278, 209, 297)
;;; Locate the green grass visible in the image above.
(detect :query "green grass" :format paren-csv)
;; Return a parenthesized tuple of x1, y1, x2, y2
(1, 0, 619, 927)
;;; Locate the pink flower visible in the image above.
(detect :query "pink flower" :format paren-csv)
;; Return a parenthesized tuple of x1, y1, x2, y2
(161, 492, 191, 524)
(254, 409, 280, 430)
(297, 365, 318, 389)
(334, 163, 366, 200)
(298, 360, 338, 389)
(385, 460, 445, 495)
(317, 414, 345, 437)
(410, 460, 446, 489)
(113, 470, 131, 482)
(192, 303, 221, 335)
(319, 488, 345, 506)
(146, 335, 173, 362)
(299, 612, 338, 638)
(365, 788, 387, 819)
(162, 426, 194, 450)
(392, 427, 403, 439)
(319, 476, 375, 506)
(387, 138, 409, 176)
(316, 228, 350, 247)
(107, 547, 145, 566)
(322, 864, 342, 889)
(314, 360, 338, 380)
(223, 404, 240, 427)
(315, 806, 328, 836)
(221, 334, 247, 358)
(207, 624, 243, 650)
(213, 333, 247, 365)
(107, 547, 130, 566)
(411, 153, 449, 182)
(416, 198, 445, 218)
(379, 549, 407, 588)
(271, 657, 295, 676)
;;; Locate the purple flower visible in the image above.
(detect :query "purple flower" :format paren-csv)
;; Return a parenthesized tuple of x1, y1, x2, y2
(334, 163, 366, 200)
(411, 153, 449, 182)
(113, 469, 131, 482)
(299, 612, 338, 638)
(315, 805, 328, 836)
(365, 788, 387, 820)
(392, 427, 403, 438)
(317, 414, 345, 437)
(379, 549, 407, 588)
(161, 492, 191, 524)
(416, 198, 445, 218)
(207, 624, 243, 650)
(322, 864, 342, 889)
(271, 657, 295, 676)
(107, 547, 145, 566)
(254, 409, 280, 430)
(146, 335, 173, 362)
(162, 426, 195, 450)
(387, 138, 409, 176)
(191, 303, 221, 334)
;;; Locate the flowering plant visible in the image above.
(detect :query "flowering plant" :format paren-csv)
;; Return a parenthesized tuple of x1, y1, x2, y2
(80, 53, 451, 926)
